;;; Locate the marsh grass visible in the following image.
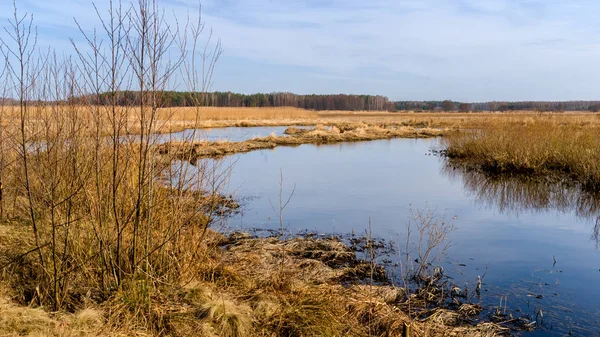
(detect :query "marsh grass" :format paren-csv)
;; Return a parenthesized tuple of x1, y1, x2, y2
(444, 118, 600, 190)
(161, 123, 446, 159)
(167, 106, 318, 121)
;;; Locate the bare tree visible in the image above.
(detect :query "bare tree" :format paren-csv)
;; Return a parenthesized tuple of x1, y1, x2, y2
(0, 0, 225, 312)
(0, 0, 45, 270)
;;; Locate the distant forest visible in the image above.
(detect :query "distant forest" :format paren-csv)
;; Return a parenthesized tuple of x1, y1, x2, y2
(395, 100, 600, 112)
(89, 91, 396, 111)
(4, 91, 600, 112)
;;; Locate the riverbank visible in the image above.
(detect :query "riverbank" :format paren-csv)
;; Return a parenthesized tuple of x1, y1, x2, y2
(159, 124, 446, 159)
(0, 220, 511, 337)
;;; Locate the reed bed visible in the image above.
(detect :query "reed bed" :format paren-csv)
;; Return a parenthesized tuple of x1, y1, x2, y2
(444, 118, 600, 190)
(323, 111, 600, 130)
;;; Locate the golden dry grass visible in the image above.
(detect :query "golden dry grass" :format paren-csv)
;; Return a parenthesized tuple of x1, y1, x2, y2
(0, 105, 316, 121)
(444, 117, 600, 190)
(0, 289, 111, 337)
(182, 234, 509, 337)
(0, 219, 508, 337)
(318, 110, 600, 129)
(161, 106, 318, 120)
(173, 109, 600, 134)
(0, 105, 319, 135)
(3, 105, 598, 135)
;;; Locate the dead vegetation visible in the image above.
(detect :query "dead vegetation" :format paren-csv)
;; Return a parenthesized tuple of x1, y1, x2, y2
(156, 110, 600, 134)
(7, 231, 513, 337)
(159, 123, 446, 159)
(443, 117, 600, 191)
(0, 212, 515, 337)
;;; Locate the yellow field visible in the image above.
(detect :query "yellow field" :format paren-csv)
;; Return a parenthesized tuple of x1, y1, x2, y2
(152, 108, 600, 133)
(161, 106, 318, 120)
(2, 105, 599, 133)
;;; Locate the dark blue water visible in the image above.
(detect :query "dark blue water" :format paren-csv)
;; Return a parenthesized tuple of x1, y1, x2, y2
(205, 138, 600, 336)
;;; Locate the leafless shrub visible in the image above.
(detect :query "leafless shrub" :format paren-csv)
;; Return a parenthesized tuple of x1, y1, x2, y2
(0, 0, 226, 315)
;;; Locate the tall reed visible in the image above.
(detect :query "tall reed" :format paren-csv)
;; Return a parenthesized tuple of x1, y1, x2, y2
(444, 119, 600, 190)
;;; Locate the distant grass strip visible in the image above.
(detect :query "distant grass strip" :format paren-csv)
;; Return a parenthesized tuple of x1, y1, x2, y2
(160, 124, 445, 159)
(444, 120, 600, 190)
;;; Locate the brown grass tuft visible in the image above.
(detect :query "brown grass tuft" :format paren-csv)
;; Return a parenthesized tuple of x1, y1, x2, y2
(161, 123, 446, 159)
(197, 296, 253, 337)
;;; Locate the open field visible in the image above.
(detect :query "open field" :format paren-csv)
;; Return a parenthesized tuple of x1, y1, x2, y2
(0, 106, 319, 137)
(165, 109, 600, 132)
(3, 105, 599, 134)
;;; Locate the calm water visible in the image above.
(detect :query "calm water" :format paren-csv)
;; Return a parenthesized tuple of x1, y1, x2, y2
(149, 126, 304, 143)
(203, 137, 600, 336)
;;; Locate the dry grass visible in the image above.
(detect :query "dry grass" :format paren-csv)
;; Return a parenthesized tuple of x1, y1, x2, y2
(0, 106, 318, 136)
(167, 110, 600, 134)
(0, 289, 110, 337)
(319, 110, 600, 129)
(4, 105, 599, 135)
(189, 234, 509, 337)
(0, 221, 509, 337)
(160, 123, 446, 159)
(162, 106, 318, 121)
(444, 117, 600, 190)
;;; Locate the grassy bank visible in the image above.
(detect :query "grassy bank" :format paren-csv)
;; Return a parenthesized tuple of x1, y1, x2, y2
(443, 119, 600, 190)
(160, 124, 445, 159)
(0, 221, 509, 337)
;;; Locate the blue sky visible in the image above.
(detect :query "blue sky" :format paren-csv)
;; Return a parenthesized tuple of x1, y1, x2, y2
(2, 0, 600, 101)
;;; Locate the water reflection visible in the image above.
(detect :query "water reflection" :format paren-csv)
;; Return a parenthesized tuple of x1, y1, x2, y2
(442, 161, 600, 248)
(118, 125, 306, 145)
(162, 126, 301, 143)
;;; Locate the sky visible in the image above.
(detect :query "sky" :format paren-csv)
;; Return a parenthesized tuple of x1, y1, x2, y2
(2, 0, 600, 101)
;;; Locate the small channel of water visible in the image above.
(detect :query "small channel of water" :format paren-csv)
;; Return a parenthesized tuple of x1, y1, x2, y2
(125, 125, 310, 144)
(157, 126, 297, 142)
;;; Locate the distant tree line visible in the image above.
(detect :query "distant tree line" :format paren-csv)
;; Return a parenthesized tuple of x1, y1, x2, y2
(6, 92, 600, 112)
(394, 100, 600, 112)
(84, 91, 396, 111)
